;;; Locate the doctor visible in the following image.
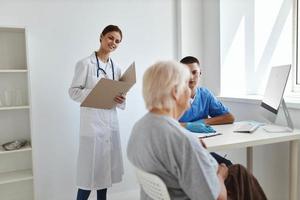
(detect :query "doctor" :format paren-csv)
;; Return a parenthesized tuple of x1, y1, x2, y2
(69, 25, 125, 200)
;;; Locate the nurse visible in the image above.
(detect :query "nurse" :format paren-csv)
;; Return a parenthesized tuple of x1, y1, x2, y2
(69, 25, 125, 200)
(179, 56, 235, 166)
(179, 56, 235, 126)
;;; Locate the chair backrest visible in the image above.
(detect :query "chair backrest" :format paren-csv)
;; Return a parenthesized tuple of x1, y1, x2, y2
(135, 168, 171, 200)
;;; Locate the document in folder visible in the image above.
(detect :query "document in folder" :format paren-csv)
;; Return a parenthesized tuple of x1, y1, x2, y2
(81, 62, 136, 109)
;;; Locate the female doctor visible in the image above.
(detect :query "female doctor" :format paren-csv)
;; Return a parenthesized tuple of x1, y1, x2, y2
(69, 25, 125, 200)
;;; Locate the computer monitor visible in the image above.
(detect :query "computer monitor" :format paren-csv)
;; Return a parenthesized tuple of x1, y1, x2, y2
(260, 64, 293, 132)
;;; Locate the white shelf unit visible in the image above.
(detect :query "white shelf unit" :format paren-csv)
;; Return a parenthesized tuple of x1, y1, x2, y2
(0, 169, 33, 185)
(0, 27, 34, 200)
(0, 69, 28, 73)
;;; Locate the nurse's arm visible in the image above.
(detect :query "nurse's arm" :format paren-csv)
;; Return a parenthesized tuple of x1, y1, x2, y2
(204, 113, 234, 125)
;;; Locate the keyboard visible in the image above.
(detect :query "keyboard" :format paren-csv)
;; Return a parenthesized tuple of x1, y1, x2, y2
(233, 121, 262, 133)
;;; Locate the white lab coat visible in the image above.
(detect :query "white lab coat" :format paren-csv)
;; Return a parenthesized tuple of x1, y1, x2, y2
(69, 53, 124, 190)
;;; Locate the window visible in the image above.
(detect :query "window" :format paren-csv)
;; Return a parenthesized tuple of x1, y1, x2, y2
(220, 0, 294, 97)
(295, 0, 300, 92)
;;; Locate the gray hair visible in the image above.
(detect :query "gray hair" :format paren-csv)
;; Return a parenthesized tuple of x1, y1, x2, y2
(143, 60, 190, 111)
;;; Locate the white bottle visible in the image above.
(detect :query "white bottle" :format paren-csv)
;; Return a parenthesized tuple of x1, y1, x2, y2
(15, 89, 23, 106)
(0, 93, 3, 107)
(4, 90, 12, 106)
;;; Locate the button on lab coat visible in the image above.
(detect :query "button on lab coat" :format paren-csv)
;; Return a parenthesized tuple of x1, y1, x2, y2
(69, 53, 124, 190)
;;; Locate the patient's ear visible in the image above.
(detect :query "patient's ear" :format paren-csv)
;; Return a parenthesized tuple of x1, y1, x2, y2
(171, 86, 179, 101)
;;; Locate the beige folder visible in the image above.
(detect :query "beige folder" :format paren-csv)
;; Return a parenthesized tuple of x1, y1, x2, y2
(81, 62, 136, 109)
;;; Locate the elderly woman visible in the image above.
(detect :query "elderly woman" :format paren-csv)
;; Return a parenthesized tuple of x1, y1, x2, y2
(127, 61, 267, 200)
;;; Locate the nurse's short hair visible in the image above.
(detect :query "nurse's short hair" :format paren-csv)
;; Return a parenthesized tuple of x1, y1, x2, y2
(180, 56, 200, 65)
(143, 60, 190, 111)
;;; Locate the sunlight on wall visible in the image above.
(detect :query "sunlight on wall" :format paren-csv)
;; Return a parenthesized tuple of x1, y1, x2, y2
(220, 0, 293, 96)
(254, 0, 283, 69)
(221, 17, 246, 95)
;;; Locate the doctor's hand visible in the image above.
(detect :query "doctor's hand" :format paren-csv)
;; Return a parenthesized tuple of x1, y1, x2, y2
(185, 120, 216, 133)
(114, 94, 126, 104)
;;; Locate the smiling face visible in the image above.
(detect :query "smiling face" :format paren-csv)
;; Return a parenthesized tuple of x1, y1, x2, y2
(100, 31, 122, 53)
(186, 62, 201, 95)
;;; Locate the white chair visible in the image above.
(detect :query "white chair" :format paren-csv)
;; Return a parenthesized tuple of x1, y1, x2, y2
(135, 168, 171, 200)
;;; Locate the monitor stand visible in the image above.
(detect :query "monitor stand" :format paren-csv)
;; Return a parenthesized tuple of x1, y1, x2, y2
(262, 99, 294, 133)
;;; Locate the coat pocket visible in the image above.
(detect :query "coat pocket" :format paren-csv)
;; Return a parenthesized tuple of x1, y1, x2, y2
(80, 107, 109, 137)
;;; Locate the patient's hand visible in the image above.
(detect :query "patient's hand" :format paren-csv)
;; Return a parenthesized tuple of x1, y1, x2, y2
(217, 163, 229, 180)
(199, 138, 207, 149)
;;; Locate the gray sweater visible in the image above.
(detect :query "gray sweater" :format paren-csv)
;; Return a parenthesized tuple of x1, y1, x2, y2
(127, 112, 220, 200)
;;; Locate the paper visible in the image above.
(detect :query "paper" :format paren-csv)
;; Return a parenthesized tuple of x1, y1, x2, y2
(81, 62, 136, 109)
(189, 132, 222, 139)
(198, 132, 222, 138)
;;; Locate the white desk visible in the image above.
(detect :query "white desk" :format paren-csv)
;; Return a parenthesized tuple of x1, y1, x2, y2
(204, 124, 300, 200)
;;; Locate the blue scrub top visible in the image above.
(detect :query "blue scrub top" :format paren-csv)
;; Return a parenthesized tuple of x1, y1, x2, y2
(179, 87, 229, 123)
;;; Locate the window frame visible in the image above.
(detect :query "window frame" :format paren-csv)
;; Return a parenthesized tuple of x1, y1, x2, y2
(293, 0, 300, 93)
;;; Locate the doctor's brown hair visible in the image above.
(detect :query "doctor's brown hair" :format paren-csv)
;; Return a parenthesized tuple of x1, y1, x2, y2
(100, 25, 123, 41)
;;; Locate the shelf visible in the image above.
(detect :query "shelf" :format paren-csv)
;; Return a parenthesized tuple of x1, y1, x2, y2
(0, 27, 33, 197)
(0, 27, 25, 33)
(0, 106, 29, 111)
(0, 169, 33, 185)
(0, 144, 31, 155)
(0, 69, 27, 73)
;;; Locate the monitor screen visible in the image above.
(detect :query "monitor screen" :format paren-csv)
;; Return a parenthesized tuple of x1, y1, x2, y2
(261, 64, 291, 114)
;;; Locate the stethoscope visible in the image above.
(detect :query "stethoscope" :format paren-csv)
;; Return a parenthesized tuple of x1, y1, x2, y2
(95, 51, 115, 80)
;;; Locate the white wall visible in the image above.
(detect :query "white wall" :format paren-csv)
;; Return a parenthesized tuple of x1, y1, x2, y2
(0, 0, 178, 199)
(202, 0, 221, 94)
(180, 0, 221, 90)
(180, 0, 203, 61)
